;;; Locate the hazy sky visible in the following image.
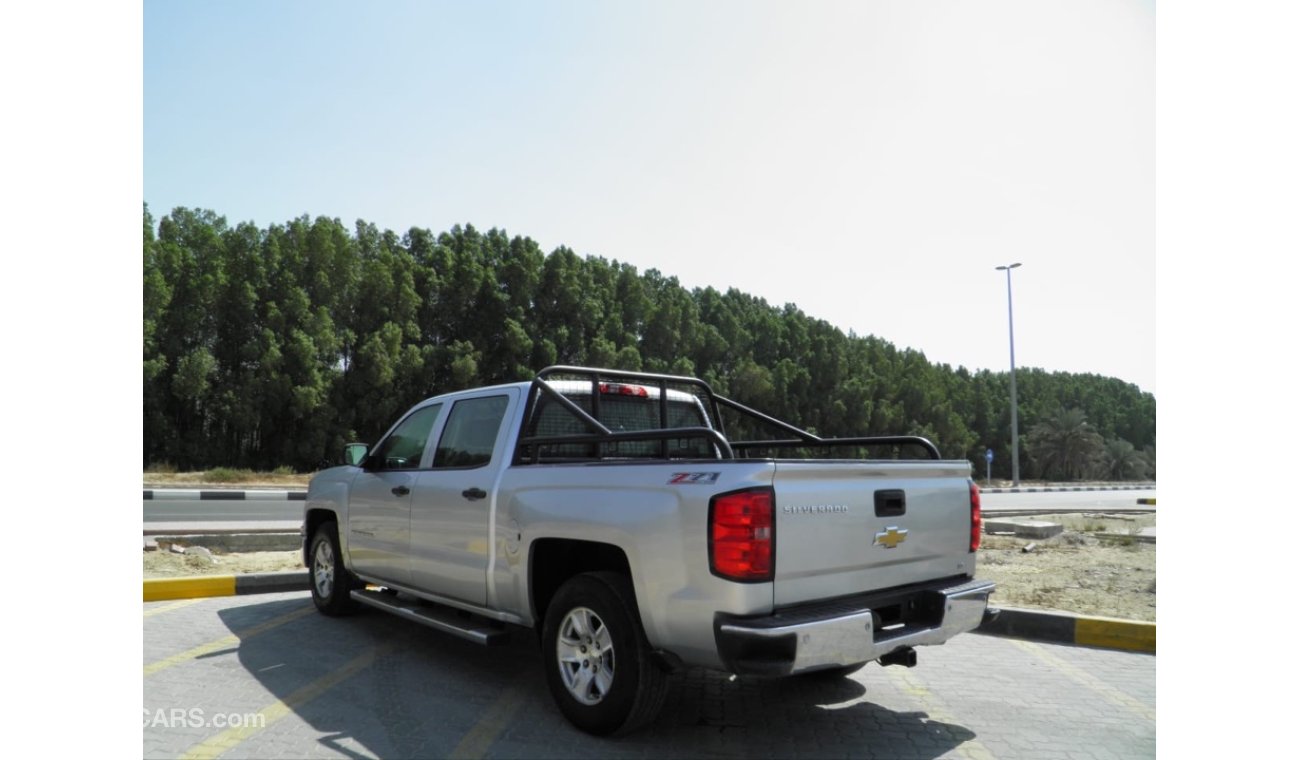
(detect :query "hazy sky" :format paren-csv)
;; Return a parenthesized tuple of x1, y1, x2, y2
(145, 0, 1155, 394)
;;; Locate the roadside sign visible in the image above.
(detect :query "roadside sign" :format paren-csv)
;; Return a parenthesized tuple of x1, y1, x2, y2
(985, 448, 994, 462)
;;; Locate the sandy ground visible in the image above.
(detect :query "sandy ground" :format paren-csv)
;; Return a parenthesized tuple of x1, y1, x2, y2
(975, 514, 1156, 622)
(144, 513, 1155, 622)
(144, 549, 305, 577)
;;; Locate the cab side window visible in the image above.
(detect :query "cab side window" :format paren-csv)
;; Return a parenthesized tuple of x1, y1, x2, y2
(370, 404, 442, 470)
(433, 396, 510, 469)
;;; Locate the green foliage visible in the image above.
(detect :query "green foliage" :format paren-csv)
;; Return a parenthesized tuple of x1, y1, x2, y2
(205, 467, 257, 483)
(1139, 445, 1156, 479)
(1100, 438, 1150, 481)
(1026, 407, 1105, 481)
(143, 207, 1157, 474)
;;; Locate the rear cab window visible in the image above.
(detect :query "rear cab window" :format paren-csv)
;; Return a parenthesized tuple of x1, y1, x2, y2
(433, 395, 511, 469)
(525, 382, 716, 461)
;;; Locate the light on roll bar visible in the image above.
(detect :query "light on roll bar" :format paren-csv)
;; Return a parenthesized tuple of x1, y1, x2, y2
(598, 382, 650, 398)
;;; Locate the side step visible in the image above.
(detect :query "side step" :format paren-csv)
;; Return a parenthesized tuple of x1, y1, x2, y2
(350, 589, 510, 646)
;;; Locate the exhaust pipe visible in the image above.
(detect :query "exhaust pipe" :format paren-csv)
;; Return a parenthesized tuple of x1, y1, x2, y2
(878, 647, 917, 668)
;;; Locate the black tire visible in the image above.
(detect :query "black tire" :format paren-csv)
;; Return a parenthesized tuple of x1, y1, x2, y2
(308, 521, 360, 616)
(541, 572, 669, 736)
(800, 661, 869, 680)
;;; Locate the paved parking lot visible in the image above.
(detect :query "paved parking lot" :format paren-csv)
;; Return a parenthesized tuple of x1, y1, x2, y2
(144, 592, 1154, 759)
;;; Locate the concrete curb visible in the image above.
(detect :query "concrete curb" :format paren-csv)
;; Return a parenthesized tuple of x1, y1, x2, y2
(144, 489, 306, 501)
(980, 484, 1155, 494)
(977, 606, 1155, 654)
(143, 571, 309, 602)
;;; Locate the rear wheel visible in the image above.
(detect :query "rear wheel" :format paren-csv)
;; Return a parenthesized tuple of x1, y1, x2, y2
(309, 521, 360, 616)
(541, 572, 668, 735)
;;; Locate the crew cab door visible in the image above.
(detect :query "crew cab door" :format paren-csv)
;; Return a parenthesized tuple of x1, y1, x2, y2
(347, 402, 444, 586)
(408, 390, 518, 605)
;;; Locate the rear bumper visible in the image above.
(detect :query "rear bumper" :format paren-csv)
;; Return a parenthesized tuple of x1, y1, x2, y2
(715, 576, 995, 676)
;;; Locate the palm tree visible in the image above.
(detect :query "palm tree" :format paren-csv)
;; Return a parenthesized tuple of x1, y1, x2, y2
(1140, 445, 1156, 480)
(1100, 438, 1150, 481)
(1026, 407, 1105, 481)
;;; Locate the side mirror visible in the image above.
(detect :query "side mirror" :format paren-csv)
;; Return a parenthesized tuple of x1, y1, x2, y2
(343, 443, 369, 467)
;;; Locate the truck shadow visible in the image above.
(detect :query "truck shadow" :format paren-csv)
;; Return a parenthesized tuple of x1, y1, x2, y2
(214, 597, 980, 759)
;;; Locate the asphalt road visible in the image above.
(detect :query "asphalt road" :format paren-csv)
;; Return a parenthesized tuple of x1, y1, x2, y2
(979, 488, 1155, 513)
(142, 487, 1157, 525)
(144, 495, 303, 523)
(144, 591, 1155, 759)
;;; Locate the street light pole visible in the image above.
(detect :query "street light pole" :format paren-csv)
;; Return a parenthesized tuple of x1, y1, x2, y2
(996, 263, 1022, 487)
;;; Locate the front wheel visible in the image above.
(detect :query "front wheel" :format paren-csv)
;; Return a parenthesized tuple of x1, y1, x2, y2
(309, 521, 360, 616)
(541, 572, 668, 735)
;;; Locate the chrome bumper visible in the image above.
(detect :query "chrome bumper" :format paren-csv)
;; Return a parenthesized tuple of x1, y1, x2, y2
(715, 577, 995, 676)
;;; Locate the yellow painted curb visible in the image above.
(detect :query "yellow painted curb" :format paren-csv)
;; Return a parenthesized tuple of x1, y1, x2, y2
(144, 575, 236, 602)
(1075, 616, 1156, 653)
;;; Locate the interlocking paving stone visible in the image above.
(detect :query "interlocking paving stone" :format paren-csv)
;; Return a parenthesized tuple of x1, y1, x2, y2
(145, 592, 1155, 759)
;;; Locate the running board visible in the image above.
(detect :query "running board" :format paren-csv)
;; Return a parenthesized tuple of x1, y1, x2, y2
(350, 589, 510, 646)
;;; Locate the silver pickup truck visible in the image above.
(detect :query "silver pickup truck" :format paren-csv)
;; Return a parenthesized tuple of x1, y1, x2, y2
(304, 366, 994, 735)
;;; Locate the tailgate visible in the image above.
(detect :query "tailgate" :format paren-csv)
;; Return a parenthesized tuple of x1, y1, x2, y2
(771, 461, 975, 606)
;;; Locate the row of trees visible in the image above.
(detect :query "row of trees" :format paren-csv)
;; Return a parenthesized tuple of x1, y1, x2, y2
(143, 205, 1156, 480)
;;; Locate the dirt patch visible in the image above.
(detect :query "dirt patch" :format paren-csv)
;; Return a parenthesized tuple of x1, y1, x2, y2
(143, 512, 1156, 622)
(975, 513, 1156, 622)
(144, 549, 304, 578)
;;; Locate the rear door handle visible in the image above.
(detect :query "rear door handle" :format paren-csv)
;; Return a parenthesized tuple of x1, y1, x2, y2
(462, 488, 487, 501)
(391, 485, 410, 496)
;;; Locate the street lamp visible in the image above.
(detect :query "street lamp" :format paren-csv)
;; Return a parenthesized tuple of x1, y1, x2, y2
(996, 263, 1022, 487)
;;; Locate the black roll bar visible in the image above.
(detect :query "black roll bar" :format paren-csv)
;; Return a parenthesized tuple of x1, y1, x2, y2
(714, 394, 941, 459)
(513, 365, 941, 463)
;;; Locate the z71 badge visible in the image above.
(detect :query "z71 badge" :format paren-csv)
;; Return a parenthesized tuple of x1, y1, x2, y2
(668, 472, 720, 484)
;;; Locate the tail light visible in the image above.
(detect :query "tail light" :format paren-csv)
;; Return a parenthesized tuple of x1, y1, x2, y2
(709, 487, 775, 582)
(969, 480, 982, 552)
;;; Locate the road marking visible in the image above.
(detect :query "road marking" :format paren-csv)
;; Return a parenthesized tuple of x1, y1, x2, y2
(143, 598, 203, 618)
(1008, 639, 1155, 722)
(448, 685, 527, 759)
(888, 667, 998, 760)
(143, 605, 314, 677)
(178, 644, 393, 760)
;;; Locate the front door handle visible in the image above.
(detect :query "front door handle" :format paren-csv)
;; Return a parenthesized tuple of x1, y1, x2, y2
(391, 485, 410, 496)
(462, 487, 487, 501)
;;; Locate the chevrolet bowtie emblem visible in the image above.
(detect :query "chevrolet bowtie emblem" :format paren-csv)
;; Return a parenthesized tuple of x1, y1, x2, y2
(874, 527, 908, 549)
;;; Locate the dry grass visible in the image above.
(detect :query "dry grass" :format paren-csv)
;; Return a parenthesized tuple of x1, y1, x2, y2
(143, 470, 313, 488)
